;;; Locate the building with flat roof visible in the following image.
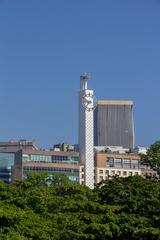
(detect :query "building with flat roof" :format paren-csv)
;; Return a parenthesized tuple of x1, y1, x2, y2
(0, 139, 37, 152)
(11, 147, 146, 185)
(0, 145, 154, 185)
(12, 149, 84, 184)
(0, 152, 15, 183)
(94, 152, 141, 183)
(0, 142, 153, 185)
(0, 140, 37, 183)
(94, 100, 134, 149)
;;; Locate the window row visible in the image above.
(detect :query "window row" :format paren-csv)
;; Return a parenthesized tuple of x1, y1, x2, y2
(107, 158, 139, 169)
(23, 167, 79, 182)
(99, 169, 140, 176)
(23, 154, 79, 163)
(0, 153, 15, 168)
(99, 171, 140, 180)
(23, 167, 79, 174)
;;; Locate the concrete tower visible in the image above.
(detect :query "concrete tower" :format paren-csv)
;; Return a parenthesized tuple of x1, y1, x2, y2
(78, 74, 95, 189)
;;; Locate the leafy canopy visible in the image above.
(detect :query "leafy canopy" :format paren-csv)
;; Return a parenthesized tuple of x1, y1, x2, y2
(0, 172, 160, 239)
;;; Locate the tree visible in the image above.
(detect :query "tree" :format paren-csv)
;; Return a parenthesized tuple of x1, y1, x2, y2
(0, 172, 160, 239)
(95, 176, 160, 239)
(141, 140, 160, 176)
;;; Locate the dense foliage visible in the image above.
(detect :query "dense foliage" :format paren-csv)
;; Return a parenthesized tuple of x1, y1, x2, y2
(0, 172, 160, 239)
(141, 140, 160, 176)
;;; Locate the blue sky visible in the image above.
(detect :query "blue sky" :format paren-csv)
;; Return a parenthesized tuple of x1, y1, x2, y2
(0, 0, 160, 148)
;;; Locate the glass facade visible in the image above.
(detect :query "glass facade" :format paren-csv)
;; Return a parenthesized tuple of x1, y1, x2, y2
(23, 154, 52, 163)
(52, 155, 79, 164)
(22, 153, 80, 183)
(0, 153, 15, 183)
(122, 159, 131, 169)
(23, 166, 79, 182)
(107, 157, 114, 167)
(23, 154, 79, 164)
(114, 158, 122, 168)
(131, 160, 139, 169)
(107, 157, 140, 169)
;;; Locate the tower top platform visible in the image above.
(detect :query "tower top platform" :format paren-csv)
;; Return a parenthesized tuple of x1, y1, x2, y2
(80, 73, 90, 90)
(80, 73, 90, 80)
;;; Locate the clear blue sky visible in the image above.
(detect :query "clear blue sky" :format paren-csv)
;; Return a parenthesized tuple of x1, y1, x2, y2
(0, 0, 160, 148)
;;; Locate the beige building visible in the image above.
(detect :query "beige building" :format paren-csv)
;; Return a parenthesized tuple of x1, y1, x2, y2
(95, 153, 141, 184)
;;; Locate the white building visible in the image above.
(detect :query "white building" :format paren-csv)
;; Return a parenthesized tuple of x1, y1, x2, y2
(132, 146, 148, 155)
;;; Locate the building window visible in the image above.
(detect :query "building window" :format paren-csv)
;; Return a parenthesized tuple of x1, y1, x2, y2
(122, 159, 130, 169)
(23, 166, 79, 182)
(107, 157, 114, 167)
(99, 176, 103, 181)
(99, 169, 103, 174)
(105, 170, 109, 175)
(128, 172, 132, 176)
(111, 171, 115, 176)
(123, 171, 127, 176)
(131, 160, 139, 169)
(29, 154, 52, 162)
(135, 172, 139, 176)
(116, 171, 121, 176)
(114, 158, 122, 168)
(0, 153, 15, 168)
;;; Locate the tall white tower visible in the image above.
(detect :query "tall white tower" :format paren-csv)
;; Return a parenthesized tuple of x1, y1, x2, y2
(78, 73, 96, 189)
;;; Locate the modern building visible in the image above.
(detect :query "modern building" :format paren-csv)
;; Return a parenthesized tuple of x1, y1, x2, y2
(12, 149, 84, 184)
(94, 152, 141, 183)
(0, 152, 15, 183)
(0, 142, 152, 185)
(94, 100, 134, 149)
(0, 140, 37, 183)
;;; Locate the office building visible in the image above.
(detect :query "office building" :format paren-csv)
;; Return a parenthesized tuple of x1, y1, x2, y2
(0, 152, 15, 183)
(94, 100, 134, 149)
(0, 141, 153, 185)
(0, 140, 37, 183)
(94, 152, 141, 183)
(12, 149, 84, 184)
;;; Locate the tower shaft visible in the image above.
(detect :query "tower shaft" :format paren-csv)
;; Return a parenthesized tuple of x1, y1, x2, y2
(78, 74, 94, 189)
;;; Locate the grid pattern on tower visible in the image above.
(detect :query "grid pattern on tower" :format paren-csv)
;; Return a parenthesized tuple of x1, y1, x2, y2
(79, 89, 94, 189)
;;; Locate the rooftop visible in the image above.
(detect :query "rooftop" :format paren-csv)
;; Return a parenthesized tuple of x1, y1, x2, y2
(97, 100, 133, 105)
